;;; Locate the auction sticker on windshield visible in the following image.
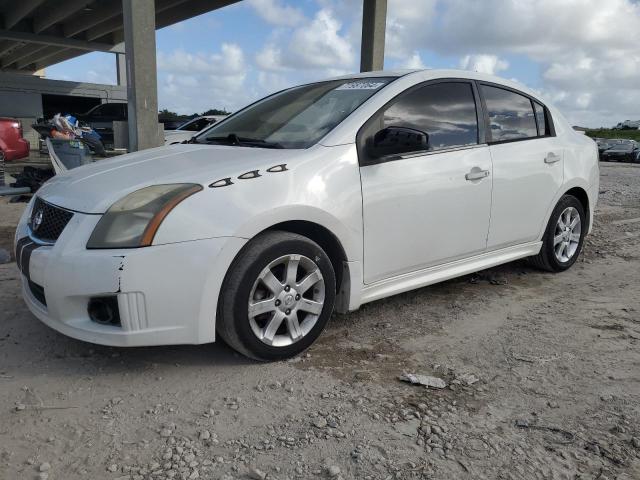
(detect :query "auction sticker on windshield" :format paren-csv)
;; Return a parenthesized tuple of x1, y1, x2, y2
(336, 81, 387, 90)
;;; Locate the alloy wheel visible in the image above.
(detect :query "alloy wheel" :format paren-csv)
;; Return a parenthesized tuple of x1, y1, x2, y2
(553, 206, 581, 263)
(248, 254, 325, 347)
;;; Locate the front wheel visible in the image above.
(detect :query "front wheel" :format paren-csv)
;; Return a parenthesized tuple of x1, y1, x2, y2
(528, 194, 586, 272)
(217, 231, 336, 361)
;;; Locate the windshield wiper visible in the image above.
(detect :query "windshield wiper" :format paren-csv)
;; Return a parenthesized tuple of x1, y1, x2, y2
(204, 133, 284, 149)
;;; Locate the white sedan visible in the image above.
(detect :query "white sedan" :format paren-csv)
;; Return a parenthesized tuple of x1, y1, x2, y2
(15, 70, 599, 360)
(164, 115, 227, 145)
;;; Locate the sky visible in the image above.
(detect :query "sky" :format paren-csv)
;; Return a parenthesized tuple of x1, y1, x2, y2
(46, 0, 640, 128)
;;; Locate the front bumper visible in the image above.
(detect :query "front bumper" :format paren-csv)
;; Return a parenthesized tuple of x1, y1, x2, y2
(15, 209, 246, 347)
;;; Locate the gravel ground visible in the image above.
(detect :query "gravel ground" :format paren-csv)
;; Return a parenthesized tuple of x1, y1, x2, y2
(1, 162, 639, 480)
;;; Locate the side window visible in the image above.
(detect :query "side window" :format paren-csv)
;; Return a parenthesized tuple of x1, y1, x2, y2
(381, 82, 479, 151)
(481, 85, 537, 142)
(533, 101, 549, 136)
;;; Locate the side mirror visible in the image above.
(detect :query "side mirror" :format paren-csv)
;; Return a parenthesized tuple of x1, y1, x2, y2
(368, 126, 429, 159)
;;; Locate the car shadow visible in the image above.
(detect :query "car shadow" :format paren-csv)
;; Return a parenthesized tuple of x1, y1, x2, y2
(3, 258, 544, 379)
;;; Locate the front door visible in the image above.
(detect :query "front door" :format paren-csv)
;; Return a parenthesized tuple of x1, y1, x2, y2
(359, 81, 493, 284)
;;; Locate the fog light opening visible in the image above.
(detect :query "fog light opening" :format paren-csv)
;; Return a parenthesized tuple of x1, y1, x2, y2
(88, 296, 121, 326)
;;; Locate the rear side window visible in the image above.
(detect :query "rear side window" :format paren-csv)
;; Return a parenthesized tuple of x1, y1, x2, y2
(381, 82, 479, 151)
(481, 85, 537, 142)
(533, 101, 550, 136)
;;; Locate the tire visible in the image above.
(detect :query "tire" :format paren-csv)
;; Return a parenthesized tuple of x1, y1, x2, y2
(217, 231, 336, 361)
(528, 194, 586, 272)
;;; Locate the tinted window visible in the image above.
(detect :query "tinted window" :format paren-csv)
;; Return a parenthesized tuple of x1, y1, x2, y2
(481, 85, 537, 141)
(381, 82, 479, 151)
(533, 102, 549, 136)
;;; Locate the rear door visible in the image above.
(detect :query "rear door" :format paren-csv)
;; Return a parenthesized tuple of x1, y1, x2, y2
(479, 84, 564, 249)
(359, 80, 493, 284)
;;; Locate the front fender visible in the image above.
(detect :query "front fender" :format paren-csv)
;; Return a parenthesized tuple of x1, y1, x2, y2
(153, 144, 364, 261)
(233, 204, 360, 262)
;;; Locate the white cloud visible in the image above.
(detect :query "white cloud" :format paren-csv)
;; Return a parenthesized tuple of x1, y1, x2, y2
(256, 9, 355, 71)
(400, 51, 428, 70)
(459, 54, 509, 75)
(247, 0, 305, 27)
(157, 43, 249, 114)
(386, 0, 438, 59)
(382, 0, 640, 127)
(152, 0, 640, 126)
(291, 9, 354, 68)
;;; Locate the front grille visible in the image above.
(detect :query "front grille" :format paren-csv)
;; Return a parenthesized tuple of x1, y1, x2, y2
(28, 280, 47, 306)
(29, 197, 74, 243)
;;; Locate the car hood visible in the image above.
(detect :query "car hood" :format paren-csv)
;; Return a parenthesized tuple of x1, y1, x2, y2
(604, 149, 632, 154)
(37, 144, 305, 214)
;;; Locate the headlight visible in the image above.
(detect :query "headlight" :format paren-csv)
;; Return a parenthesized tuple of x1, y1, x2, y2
(87, 184, 202, 249)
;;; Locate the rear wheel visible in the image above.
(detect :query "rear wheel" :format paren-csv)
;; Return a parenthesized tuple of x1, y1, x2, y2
(217, 231, 336, 361)
(528, 194, 586, 272)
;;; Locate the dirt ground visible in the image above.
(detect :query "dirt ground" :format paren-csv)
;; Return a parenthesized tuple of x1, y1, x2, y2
(1, 162, 639, 480)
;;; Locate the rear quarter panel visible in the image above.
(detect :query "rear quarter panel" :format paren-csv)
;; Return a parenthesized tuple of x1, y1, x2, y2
(543, 109, 599, 236)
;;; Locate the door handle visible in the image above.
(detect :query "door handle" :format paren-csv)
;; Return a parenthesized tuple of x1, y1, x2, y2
(544, 152, 561, 164)
(465, 168, 490, 181)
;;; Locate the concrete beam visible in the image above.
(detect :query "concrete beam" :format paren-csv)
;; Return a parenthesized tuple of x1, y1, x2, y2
(84, 0, 195, 42)
(34, 48, 85, 70)
(123, 0, 161, 151)
(0, 29, 125, 53)
(32, 0, 90, 33)
(0, 40, 20, 57)
(3, 0, 47, 29)
(0, 44, 47, 68)
(155, 0, 240, 29)
(360, 0, 387, 72)
(62, 2, 123, 38)
(16, 45, 66, 69)
(86, 16, 123, 42)
(0, 67, 36, 75)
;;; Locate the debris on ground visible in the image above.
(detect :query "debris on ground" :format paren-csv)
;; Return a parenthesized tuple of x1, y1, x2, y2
(398, 372, 447, 389)
(1, 163, 639, 480)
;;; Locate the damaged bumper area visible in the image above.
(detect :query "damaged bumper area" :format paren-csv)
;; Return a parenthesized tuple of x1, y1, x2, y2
(14, 210, 245, 347)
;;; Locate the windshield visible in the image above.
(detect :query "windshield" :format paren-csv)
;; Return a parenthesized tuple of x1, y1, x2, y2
(611, 143, 634, 151)
(194, 77, 394, 149)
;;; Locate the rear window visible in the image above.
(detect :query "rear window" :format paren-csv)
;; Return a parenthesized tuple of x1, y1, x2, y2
(481, 85, 537, 142)
(533, 102, 550, 136)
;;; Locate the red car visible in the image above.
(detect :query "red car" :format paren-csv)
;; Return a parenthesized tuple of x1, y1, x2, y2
(0, 117, 30, 161)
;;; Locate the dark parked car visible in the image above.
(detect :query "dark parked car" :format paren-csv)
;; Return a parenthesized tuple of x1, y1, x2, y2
(595, 138, 613, 159)
(600, 141, 639, 163)
(75, 102, 128, 149)
(159, 118, 184, 130)
(0, 117, 30, 161)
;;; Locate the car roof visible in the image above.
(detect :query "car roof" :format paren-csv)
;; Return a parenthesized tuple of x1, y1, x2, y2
(324, 68, 547, 104)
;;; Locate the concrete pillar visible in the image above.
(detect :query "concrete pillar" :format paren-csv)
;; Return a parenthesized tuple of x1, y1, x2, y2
(116, 53, 126, 86)
(115, 42, 127, 87)
(360, 0, 387, 72)
(122, 0, 160, 151)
